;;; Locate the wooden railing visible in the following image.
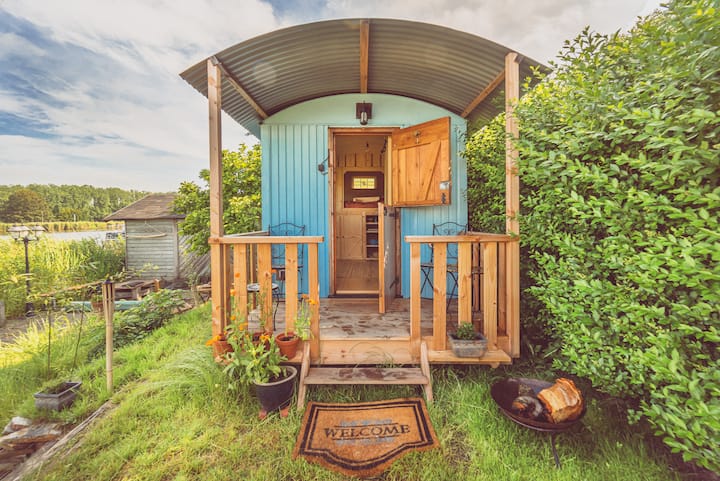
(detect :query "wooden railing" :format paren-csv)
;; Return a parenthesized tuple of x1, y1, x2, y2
(208, 234, 324, 359)
(405, 232, 520, 358)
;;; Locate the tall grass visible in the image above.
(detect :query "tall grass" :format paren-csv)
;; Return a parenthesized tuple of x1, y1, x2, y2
(2, 304, 681, 481)
(0, 237, 124, 317)
(0, 309, 104, 424)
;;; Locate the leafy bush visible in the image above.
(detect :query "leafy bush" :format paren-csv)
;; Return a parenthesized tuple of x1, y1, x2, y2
(512, 0, 719, 470)
(463, 114, 507, 233)
(112, 290, 188, 349)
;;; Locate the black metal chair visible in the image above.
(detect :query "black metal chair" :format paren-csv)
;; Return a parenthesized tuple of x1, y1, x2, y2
(268, 222, 305, 298)
(420, 222, 468, 311)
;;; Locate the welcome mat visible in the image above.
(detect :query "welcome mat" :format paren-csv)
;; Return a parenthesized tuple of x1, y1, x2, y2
(293, 398, 439, 478)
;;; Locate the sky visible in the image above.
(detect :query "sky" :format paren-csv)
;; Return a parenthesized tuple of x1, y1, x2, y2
(0, 0, 663, 192)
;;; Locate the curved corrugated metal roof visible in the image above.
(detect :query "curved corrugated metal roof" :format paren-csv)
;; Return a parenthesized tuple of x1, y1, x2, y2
(180, 18, 548, 137)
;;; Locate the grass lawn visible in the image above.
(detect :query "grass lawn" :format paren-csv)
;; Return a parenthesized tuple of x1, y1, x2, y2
(1, 304, 682, 480)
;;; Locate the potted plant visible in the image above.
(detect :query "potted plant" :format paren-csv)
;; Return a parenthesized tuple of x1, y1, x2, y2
(223, 331, 296, 419)
(447, 322, 487, 358)
(275, 294, 315, 358)
(34, 381, 83, 411)
(205, 329, 234, 362)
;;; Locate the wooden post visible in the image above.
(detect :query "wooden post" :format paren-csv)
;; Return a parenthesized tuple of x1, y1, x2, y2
(257, 244, 273, 332)
(409, 242, 422, 358)
(102, 280, 115, 393)
(308, 244, 320, 360)
(433, 243, 447, 351)
(457, 242, 472, 325)
(208, 58, 225, 336)
(482, 243, 498, 351)
(285, 244, 299, 332)
(505, 52, 521, 357)
(233, 244, 248, 326)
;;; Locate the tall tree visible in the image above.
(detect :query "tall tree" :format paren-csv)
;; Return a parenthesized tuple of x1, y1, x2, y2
(175, 144, 262, 253)
(0, 188, 48, 222)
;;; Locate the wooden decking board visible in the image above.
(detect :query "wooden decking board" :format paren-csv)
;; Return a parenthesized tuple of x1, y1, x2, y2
(302, 367, 429, 385)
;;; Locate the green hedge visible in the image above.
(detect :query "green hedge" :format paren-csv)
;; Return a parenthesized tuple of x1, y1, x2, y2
(464, 0, 718, 471)
(509, 0, 719, 471)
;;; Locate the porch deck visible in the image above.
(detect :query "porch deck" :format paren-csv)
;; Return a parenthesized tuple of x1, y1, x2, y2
(209, 232, 518, 369)
(255, 297, 512, 367)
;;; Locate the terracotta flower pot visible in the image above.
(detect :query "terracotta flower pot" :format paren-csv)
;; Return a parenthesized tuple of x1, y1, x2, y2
(275, 333, 300, 359)
(212, 339, 234, 361)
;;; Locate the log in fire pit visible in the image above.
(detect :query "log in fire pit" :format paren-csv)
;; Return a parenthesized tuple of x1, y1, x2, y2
(490, 377, 586, 468)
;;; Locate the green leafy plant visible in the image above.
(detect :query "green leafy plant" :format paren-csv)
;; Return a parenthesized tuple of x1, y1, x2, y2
(223, 331, 287, 386)
(452, 322, 477, 340)
(489, 0, 720, 470)
(109, 289, 187, 350)
(293, 294, 314, 341)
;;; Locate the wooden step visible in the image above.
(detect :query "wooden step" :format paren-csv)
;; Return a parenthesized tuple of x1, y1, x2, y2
(303, 367, 429, 386)
(297, 341, 433, 409)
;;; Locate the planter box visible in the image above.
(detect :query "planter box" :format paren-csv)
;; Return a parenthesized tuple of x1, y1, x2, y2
(34, 381, 82, 411)
(448, 333, 488, 358)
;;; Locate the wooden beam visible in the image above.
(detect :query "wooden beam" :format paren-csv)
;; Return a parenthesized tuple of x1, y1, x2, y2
(359, 20, 370, 93)
(433, 244, 447, 351)
(505, 52, 520, 358)
(211, 56, 268, 120)
(482, 242, 498, 351)
(257, 244, 273, 332)
(461, 67, 506, 118)
(457, 242, 472, 325)
(207, 59, 226, 336)
(409, 242, 422, 356)
(285, 244, 299, 332)
(234, 244, 248, 325)
(308, 244, 320, 360)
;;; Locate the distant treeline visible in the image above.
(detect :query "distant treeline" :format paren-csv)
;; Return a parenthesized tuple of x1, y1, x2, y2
(0, 184, 151, 223)
(0, 221, 124, 234)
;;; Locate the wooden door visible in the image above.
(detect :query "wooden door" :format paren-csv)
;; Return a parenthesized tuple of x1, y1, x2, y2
(336, 214, 363, 259)
(378, 203, 397, 313)
(391, 117, 451, 206)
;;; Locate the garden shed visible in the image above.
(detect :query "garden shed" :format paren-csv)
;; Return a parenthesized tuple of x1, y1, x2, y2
(105, 193, 188, 282)
(181, 18, 547, 382)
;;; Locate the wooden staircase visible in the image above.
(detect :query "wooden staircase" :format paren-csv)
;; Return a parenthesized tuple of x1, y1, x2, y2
(296, 342, 433, 410)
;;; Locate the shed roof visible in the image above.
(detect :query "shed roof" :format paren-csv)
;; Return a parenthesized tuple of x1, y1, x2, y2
(104, 193, 184, 221)
(180, 18, 548, 137)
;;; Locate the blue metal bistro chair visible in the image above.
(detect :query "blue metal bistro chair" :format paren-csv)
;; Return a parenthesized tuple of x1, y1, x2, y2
(420, 222, 468, 312)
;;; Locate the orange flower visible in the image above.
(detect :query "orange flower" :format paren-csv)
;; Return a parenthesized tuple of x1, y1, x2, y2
(205, 334, 221, 346)
(301, 293, 309, 300)
(260, 334, 270, 343)
(229, 288, 236, 296)
(230, 315, 236, 321)
(308, 298, 318, 305)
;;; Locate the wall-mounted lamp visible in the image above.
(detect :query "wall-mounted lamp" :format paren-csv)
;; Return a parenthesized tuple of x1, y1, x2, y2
(356, 102, 372, 125)
(317, 156, 328, 174)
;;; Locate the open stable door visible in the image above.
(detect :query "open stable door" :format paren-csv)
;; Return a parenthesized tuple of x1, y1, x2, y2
(391, 117, 451, 206)
(378, 202, 397, 313)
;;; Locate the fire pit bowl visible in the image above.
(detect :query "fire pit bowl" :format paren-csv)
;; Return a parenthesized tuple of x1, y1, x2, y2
(490, 377, 585, 467)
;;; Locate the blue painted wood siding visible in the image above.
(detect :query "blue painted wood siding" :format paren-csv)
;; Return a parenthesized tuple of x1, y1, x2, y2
(261, 93, 468, 297)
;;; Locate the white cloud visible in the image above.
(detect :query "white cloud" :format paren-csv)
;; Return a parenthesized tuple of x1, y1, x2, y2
(0, 0, 662, 191)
